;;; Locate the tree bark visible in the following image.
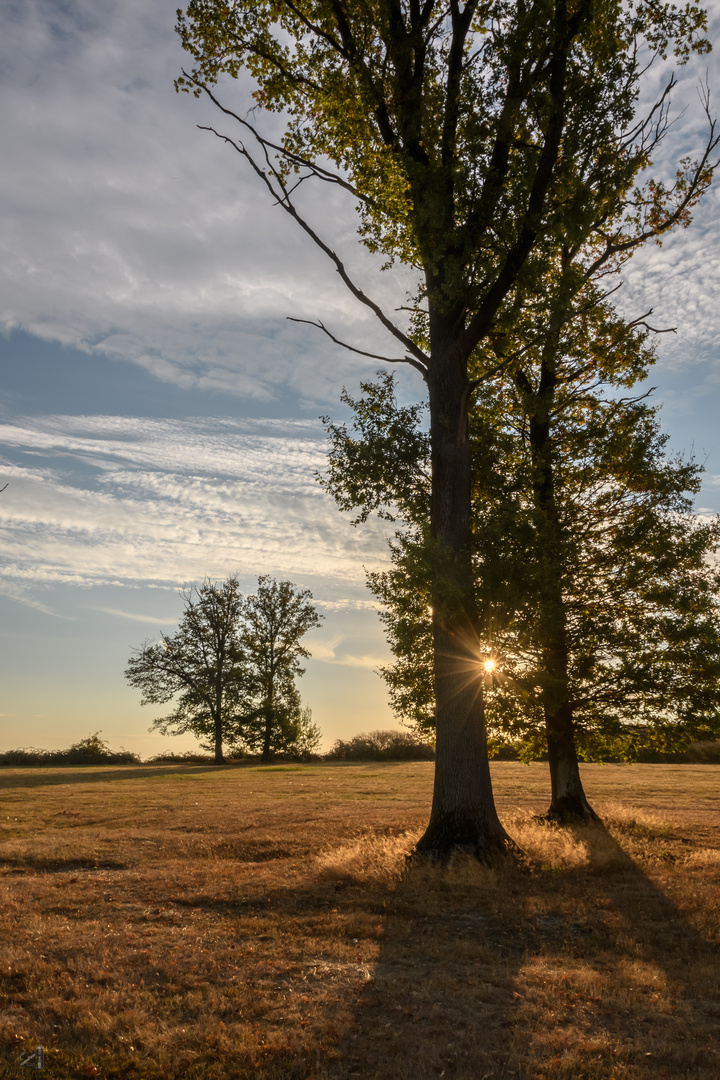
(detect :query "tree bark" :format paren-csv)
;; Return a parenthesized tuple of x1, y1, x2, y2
(414, 340, 510, 861)
(521, 355, 597, 822)
(546, 704, 597, 821)
(540, 611, 596, 820)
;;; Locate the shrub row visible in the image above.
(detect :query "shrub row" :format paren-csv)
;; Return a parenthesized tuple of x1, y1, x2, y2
(0, 733, 140, 767)
(2, 730, 719, 766)
(326, 730, 435, 761)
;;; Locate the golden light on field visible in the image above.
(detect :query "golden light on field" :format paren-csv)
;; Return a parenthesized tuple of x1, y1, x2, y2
(2, 762, 720, 1078)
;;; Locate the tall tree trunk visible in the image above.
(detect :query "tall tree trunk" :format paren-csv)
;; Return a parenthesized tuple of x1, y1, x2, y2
(415, 344, 510, 861)
(522, 356, 596, 822)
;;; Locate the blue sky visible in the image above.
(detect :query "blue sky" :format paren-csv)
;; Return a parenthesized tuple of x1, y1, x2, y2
(1, 0, 720, 755)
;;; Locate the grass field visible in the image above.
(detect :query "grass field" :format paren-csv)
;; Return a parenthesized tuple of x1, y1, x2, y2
(0, 761, 718, 1079)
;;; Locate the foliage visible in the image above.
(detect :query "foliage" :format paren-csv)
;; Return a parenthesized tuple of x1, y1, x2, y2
(125, 575, 247, 764)
(176, 0, 712, 294)
(125, 575, 323, 763)
(0, 732, 140, 767)
(227, 576, 322, 760)
(144, 750, 218, 764)
(291, 705, 324, 759)
(326, 370, 720, 761)
(327, 729, 435, 761)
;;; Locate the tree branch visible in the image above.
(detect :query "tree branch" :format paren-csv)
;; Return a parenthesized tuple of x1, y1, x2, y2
(287, 317, 428, 377)
(195, 103, 430, 370)
(193, 78, 375, 206)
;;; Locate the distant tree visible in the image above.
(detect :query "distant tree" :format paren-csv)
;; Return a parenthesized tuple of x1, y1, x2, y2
(292, 705, 324, 760)
(125, 576, 245, 765)
(237, 577, 323, 762)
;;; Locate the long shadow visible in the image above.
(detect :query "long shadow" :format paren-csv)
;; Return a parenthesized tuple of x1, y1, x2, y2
(320, 821, 720, 1079)
(0, 760, 398, 790)
(0, 763, 233, 789)
(326, 859, 528, 1080)
(8, 785, 716, 1079)
(556, 819, 720, 1076)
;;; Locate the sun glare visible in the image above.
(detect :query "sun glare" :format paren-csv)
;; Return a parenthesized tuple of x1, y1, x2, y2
(483, 658, 496, 673)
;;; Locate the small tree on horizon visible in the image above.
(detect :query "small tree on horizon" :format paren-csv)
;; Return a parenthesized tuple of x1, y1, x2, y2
(125, 575, 324, 763)
(125, 576, 246, 765)
(237, 577, 323, 762)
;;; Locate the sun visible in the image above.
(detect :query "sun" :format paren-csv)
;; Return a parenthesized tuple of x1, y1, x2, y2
(483, 658, 496, 673)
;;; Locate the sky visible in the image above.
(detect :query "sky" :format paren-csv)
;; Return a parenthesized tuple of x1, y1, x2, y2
(1, 1, 720, 756)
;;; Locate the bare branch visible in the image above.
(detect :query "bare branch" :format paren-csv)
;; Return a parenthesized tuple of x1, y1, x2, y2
(194, 98, 430, 371)
(286, 318, 428, 377)
(191, 77, 375, 205)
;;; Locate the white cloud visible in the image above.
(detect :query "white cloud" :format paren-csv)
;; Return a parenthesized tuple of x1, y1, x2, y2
(0, 413, 391, 597)
(0, 0, 415, 405)
(1, 0, 718, 414)
(94, 607, 180, 625)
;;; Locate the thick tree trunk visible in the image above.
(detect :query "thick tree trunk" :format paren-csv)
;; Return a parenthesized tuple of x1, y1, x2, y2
(414, 344, 510, 862)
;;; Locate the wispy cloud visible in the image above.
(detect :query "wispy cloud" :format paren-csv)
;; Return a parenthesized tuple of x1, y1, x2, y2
(0, 413, 391, 595)
(0, 578, 76, 618)
(0, 0, 414, 405)
(94, 607, 179, 625)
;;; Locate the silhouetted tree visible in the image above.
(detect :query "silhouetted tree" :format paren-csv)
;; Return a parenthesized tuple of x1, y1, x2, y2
(125, 576, 245, 764)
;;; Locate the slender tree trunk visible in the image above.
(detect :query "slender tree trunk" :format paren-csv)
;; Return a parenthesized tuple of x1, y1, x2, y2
(261, 670, 274, 763)
(540, 620, 596, 820)
(415, 341, 510, 861)
(546, 704, 597, 821)
(213, 711, 224, 765)
(522, 356, 597, 822)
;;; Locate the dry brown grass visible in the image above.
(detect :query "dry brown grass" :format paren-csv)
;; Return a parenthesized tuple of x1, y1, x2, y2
(0, 761, 719, 1079)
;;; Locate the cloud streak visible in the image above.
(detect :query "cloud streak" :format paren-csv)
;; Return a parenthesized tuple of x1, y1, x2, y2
(0, 0, 415, 406)
(0, 413, 390, 601)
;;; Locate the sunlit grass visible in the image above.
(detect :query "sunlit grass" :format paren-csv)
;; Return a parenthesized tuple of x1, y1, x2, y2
(0, 761, 718, 1078)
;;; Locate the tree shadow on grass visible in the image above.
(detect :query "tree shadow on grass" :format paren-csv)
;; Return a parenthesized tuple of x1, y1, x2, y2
(320, 822, 720, 1080)
(6, 813, 717, 1080)
(324, 858, 529, 1080)
(549, 819, 720, 1078)
(0, 763, 233, 789)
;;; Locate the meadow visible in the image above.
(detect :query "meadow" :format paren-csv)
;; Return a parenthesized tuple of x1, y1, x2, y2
(0, 761, 718, 1079)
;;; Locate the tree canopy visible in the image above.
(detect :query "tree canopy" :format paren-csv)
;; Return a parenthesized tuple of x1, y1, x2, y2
(125, 575, 323, 763)
(175, 0, 716, 857)
(125, 576, 246, 764)
(324, 365, 720, 784)
(237, 576, 324, 762)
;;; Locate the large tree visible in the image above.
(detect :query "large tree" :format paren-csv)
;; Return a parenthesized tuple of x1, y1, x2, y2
(325, 366, 720, 814)
(176, 0, 713, 858)
(125, 576, 246, 764)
